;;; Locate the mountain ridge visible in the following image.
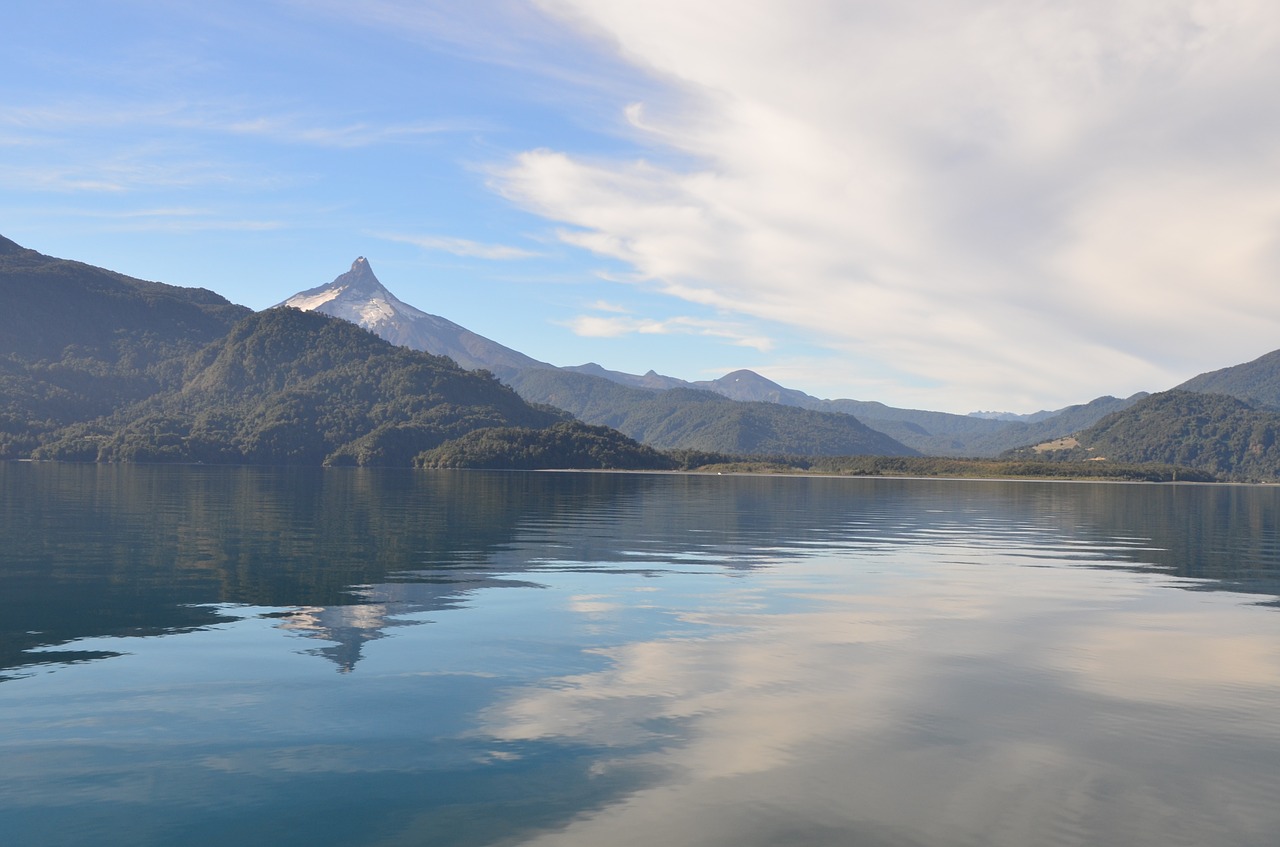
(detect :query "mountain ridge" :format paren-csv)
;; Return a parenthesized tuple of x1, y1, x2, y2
(1012, 390, 1280, 481)
(507, 368, 918, 457)
(10, 233, 1280, 476)
(278, 258, 551, 376)
(1174, 348, 1280, 409)
(0, 236, 664, 468)
(278, 258, 1142, 456)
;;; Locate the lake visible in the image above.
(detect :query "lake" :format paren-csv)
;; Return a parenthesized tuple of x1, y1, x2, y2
(2, 463, 1280, 847)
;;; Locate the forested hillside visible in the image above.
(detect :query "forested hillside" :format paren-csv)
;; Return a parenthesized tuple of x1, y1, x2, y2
(0, 236, 663, 469)
(0, 235, 251, 457)
(1013, 390, 1280, 481)
(35, 308, 574, 466)
(509, 368, 916, 456)
(1176, 349, 1280, 409)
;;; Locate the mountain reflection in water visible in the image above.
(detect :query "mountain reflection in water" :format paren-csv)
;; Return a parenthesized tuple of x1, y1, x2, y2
(1, 464, 1279, 847)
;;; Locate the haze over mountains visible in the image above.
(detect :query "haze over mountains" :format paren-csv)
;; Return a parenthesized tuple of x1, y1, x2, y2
(7, 233, 1280, 479)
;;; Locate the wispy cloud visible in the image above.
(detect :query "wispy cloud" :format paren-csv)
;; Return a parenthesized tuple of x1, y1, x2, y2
(494, 0, 1280, 411)
(0, 150, 295, 194)
(564, 313, 774, 352)
(291, 0, 666, 111)
(106, 219, 285, 233)
(222, 116, 480, 148)
(375, 231, 541, 260)
(587, 299, 630, 313)
(9, 205, 286, 233)
(1, 101, 480, 149)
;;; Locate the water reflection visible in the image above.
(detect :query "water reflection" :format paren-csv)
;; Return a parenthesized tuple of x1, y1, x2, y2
(477, 543, 1280, 847)
(0, 464, 644, 676)
(3, 467, 1280, 846)
(5, 466, 1280, 680)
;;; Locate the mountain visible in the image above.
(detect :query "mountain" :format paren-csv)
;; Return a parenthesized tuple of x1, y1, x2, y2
(279, 258, 551, 376)
(507, 368, 916, 456)
(279, 259, 1148, 458)
(560, 362, 688, 390)
(0, 236, 668, 469)
(417, 420, 675, 470)
(0, 235, 251, 457)
(1013, 390, 1280, 481)
(0, 234, 248, 362)
(278, 262, 923, 454)
(34, 307, 579, 466)
(271, 256, 1167, 461)
(9, 236, 1272, 473)
(691, 368, 818, 405)
(688, 367, 1144, 457)
(1175, 348, 1280, 409)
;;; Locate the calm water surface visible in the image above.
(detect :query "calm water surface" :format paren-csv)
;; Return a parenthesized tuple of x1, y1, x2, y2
(2, 464, 1280, 846)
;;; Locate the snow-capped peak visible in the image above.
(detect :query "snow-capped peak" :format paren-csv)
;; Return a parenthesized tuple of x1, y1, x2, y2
(279, 257, 428, 326)
(276, 257, 552, 375)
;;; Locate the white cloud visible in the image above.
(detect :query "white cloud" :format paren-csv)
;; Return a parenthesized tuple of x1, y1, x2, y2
(375, 231, 541, 260)
(294, 0, 659, 101)
(564, 313, 774, 351)
(491, 0, 1280, 410)
(586, 299, 630, 313)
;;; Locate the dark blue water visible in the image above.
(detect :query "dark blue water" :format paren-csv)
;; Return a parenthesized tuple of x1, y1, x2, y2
(3, 464, 1280, 846)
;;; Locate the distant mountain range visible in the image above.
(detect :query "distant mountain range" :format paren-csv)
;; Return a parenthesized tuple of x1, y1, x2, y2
(506, 369, 913, 457)
(8, 232, 1280, 478)
(281, 257, 915, 457)
(279, 257, 1145, 457)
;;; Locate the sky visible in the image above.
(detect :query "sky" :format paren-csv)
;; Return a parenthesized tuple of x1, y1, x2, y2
(5, 0, 1280, 414)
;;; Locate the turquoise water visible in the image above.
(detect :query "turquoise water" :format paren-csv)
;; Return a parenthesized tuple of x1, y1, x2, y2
(2, 464, 1280, 846)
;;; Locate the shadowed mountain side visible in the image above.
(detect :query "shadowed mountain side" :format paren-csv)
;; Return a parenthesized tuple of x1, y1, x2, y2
(0, 234, 252, 457)
(508, 368, 916, 456)
(0, 235, 248, 362)
(1175, 348, 1280, 409)
(35, 308, 568, 466)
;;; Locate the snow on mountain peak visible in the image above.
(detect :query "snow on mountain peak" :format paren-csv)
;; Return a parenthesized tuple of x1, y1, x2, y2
(276, 257, 552, 375)
(278, 257, 429, 326)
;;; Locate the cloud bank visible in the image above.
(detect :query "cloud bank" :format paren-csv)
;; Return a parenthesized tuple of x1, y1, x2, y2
(494, 0, 1280, 410)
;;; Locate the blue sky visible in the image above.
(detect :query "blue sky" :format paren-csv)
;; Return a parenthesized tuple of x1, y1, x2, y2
(6, 1, 1280, 413)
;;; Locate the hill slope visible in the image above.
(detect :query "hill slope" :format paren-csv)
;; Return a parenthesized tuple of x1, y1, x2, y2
(1175, 348, 1280, 409)
(691, 368, 1145, 457)
(507, 368, 916, 456)
(0, 234, 251, 457)
(1015, 390, 1280, 481)
(36, 307, 576, 466)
